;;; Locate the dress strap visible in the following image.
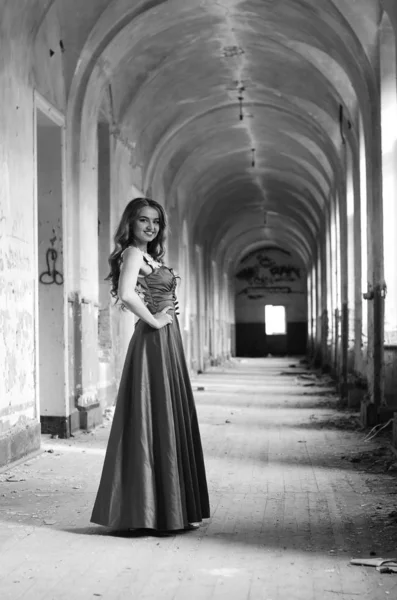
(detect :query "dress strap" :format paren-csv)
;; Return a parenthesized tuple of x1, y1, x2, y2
(142, 253, 155, 272)
(140, 250, 161, 272)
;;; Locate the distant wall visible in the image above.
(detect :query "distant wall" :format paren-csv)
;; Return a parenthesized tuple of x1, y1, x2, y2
(235, 247, 307, 356)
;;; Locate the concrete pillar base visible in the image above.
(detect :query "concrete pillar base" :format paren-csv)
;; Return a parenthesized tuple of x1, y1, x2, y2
(347, 387, 366, 410)
(378, 406, 397, 422)
(0, 420, 41, 469)
(41, 414, 78, 438)
(360, 402, 397, 428)
(360, 402, 378, 428)
(41, 404, 102, 437)
(78, 402, 103, 431)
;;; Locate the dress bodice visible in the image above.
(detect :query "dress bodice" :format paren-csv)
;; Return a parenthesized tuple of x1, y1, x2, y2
(121, 247, 179, 315)
(136, 265, 179, 315)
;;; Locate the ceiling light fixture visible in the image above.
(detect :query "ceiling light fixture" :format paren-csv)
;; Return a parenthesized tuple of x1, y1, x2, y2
(237, 85, 245, 121)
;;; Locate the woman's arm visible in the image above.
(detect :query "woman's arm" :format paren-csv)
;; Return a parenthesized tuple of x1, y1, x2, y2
(118, 247, 161, 328)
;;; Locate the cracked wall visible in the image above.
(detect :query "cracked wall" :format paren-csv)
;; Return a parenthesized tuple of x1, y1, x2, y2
(0, 6, 67, 459)
(0, 39, 37, 440)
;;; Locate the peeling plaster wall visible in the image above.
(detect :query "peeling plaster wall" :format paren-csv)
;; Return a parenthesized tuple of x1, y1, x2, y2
(0, 9, 67, 457)
(0, 26, 37, 444)
(37, 125, 66, 418)
(200, 251, 231, 368)
(70, 83, 101, 410)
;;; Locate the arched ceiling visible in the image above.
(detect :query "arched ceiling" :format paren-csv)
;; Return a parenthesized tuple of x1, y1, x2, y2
(29, 0, 393, 270)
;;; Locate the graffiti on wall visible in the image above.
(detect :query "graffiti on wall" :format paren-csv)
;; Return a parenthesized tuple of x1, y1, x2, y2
(39, 232, 63, 285)
(236, 249, 304, 299)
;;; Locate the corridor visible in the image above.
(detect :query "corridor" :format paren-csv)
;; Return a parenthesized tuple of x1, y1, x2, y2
(1, 358, 397, 600)
(2, 0, 397, 466)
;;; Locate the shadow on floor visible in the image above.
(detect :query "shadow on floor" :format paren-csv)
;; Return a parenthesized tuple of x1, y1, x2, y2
(61, 525, 194, 538)
(200, 412, 362, 433)
(59, 515, 397, 557)
(196, 396, 344, 411)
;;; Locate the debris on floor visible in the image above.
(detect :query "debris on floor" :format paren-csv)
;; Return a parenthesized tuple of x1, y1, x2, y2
(104, 407, 115, 421)
(350, 557, 397, 573)
(296, 372, 336, 387)
(1, 358, 397, 599)
(304, 413, 361, 431)
(342, 445, 397, 473)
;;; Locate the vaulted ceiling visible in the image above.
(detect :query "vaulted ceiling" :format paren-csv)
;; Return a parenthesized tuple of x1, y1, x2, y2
(8, 0, 396, 270)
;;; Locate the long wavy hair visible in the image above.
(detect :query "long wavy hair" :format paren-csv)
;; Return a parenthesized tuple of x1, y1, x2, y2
(107, 197, 167, 303)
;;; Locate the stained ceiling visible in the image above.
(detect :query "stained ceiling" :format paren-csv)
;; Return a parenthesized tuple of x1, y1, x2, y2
(13, 0, 396, 269)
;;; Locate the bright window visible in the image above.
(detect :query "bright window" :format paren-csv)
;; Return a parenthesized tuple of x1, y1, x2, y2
(265, 305, 286, 335)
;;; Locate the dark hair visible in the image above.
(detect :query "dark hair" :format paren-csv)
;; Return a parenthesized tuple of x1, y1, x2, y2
(107, 198, 167, 303)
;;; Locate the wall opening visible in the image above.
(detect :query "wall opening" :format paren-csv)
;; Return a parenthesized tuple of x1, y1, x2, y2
(346, 144, 356, 367)
(380, 12, 397, 402)
(330, 197, 341, 368)
(325, 209, 333, 359)
(316, 252, 322, 351)
(222, 272, 230, 359)
(359, 113, 368, 356)
(35, 101, 68, 432)
(265, 305, 286, 335)
(310, 265, 317, 352)
(380, 12, 397, 345)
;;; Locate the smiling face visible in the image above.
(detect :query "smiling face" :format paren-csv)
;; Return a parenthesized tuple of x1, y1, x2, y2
(132, 206, 161, 250)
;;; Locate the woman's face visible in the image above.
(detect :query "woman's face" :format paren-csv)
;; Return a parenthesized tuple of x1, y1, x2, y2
(132, 206, 160, 246)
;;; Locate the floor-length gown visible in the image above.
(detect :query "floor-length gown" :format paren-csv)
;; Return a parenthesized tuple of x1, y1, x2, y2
(91, 254, 210, 531)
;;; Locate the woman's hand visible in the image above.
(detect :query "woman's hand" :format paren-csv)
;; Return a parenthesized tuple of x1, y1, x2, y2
(152, 306, 173, 329)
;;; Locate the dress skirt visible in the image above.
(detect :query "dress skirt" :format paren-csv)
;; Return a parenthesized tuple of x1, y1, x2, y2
(90, 316, 210, 531)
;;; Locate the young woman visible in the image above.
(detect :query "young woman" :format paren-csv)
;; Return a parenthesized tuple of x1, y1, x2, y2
(91, 198, 210, 532)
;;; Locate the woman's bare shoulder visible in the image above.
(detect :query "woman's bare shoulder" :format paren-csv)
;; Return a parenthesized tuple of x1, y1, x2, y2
(120, 247, 145, 275)
(121, 246, 143, 261)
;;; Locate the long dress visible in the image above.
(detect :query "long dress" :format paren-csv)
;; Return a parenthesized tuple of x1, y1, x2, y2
(90, 254, 210, 531)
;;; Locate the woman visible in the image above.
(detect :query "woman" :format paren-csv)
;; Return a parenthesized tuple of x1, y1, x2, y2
(91, 198, 210, 532)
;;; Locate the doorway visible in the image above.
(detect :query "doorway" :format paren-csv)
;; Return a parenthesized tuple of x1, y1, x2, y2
(265, 304, 287, 355)
(34, 95, 68, 435)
